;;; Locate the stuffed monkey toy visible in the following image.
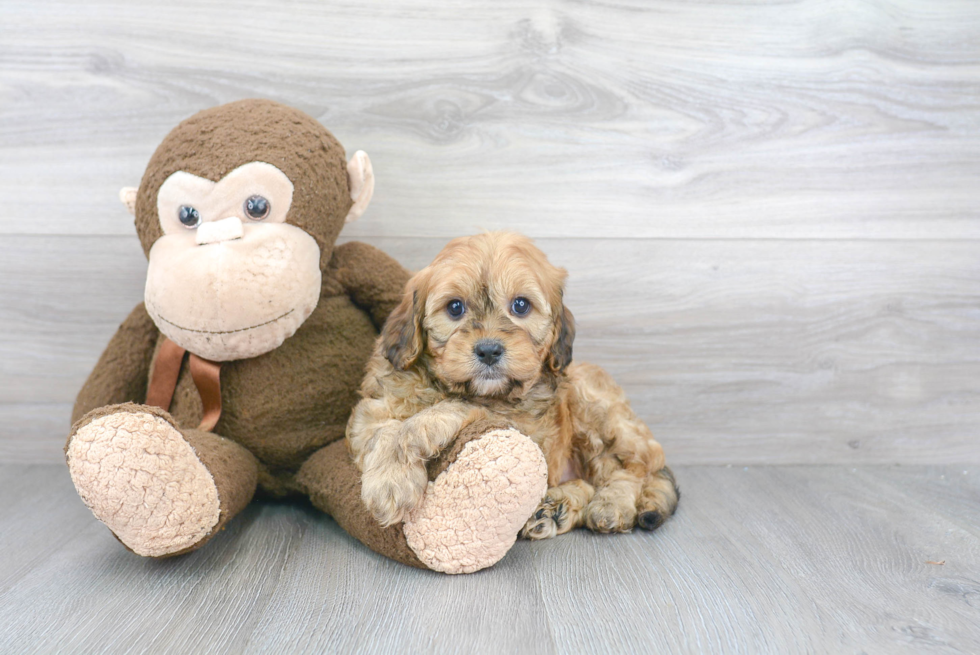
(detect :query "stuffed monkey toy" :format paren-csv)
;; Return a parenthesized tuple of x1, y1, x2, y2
(66, 100, 547, 573)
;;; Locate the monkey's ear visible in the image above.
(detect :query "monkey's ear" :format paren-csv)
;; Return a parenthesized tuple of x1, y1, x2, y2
(119, 187, 138, 216)
(380, 271, 426, 370)
(345, 151, 374, 223)
(547, 305, 575, 373)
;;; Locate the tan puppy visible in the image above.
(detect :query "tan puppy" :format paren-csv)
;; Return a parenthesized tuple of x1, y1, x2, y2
(347, 232, 678, 539)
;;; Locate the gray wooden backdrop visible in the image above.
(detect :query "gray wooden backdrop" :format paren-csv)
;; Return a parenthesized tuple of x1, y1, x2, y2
(2, 0, 979, 465)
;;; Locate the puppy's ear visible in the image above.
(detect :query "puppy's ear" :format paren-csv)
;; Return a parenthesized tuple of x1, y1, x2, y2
(380, 271, 426, 370)
(547, 304, 575, 373)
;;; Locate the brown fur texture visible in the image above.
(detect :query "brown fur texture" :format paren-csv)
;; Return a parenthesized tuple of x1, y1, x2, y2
(71, 304, 159, 419)
(347, 232, 679, 536)
(68, 100, 414, 559)
(134, 99, 351, 269)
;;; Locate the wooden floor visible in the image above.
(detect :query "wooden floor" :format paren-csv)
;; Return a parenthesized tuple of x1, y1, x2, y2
(2, 464, 978, 654)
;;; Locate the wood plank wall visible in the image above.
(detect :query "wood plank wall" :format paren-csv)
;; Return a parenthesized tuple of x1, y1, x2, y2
(2, 0, 978, 464)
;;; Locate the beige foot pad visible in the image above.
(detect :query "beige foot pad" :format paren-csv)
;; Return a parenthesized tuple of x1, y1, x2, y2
(403, 429, 548, 574)
(66, 409, 220, 557)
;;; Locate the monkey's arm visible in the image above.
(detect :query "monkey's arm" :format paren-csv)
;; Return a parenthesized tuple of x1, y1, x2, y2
(329, 241, 411, 330)
(71, 303, 159, 424)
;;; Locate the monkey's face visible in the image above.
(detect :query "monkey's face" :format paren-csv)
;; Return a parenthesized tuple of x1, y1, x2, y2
(144, 162, 321, 361)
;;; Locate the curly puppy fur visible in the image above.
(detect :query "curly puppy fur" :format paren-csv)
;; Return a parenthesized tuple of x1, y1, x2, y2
(347, 232, 678, 538)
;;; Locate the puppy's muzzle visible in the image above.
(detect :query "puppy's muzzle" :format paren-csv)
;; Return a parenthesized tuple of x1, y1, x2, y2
(473, 339, 505, 367)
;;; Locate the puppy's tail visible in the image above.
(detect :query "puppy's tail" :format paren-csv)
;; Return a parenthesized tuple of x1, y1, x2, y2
(636, 466, 679, 531)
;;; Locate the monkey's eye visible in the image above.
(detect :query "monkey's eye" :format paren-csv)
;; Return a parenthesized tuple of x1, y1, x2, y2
(178, 206, 201, 228)
(447, 299, 465, 319)
(244, 195, 270, 220)
(511, 297, 532, 316)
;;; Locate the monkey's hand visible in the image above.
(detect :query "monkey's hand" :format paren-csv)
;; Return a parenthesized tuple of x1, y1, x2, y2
(331, 241, 411, 329)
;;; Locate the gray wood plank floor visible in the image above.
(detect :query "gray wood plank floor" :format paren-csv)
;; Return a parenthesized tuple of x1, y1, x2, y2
(2, 464, 978, 654)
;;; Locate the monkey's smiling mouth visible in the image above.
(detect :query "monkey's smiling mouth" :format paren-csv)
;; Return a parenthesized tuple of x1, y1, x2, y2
(150, 307, 296, 335)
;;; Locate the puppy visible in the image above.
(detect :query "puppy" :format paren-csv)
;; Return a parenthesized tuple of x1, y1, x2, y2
(347, 232, 678, 539)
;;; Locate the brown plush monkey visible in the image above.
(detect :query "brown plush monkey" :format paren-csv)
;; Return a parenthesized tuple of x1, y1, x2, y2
(67, 100, 547, 573)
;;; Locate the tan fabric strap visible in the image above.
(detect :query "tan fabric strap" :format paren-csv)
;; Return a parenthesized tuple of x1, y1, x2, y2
(146, 338, 187, 411)
(189, 354, 223, 432)
(146, 337, 223, 432)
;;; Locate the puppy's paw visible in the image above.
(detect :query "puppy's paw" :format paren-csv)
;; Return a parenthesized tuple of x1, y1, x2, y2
(360, 460, 428, 528)
(521, 492, 571, 541)
(637, 466, 680, 531)
(584, 498, 637, 534)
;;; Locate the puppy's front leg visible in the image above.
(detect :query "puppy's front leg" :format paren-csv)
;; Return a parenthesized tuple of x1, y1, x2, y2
(358, 400, 478, 527)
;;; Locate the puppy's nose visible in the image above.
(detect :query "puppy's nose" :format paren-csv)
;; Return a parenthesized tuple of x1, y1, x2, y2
(474, 339, 505, 366)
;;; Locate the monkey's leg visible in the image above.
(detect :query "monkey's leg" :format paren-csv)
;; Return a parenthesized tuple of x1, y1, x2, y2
(66, 403, 258, 558)
(297, 420, 548, 574)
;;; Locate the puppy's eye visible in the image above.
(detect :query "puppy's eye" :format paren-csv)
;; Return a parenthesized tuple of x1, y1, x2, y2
(447, 299, 465, 319)
(178, 206, 201, 228)
(244, 195, 270, 220)
(511, 297, 531, 316)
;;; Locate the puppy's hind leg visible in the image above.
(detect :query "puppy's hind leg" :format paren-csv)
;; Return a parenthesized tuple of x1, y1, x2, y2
(566, 363, 673, 534)
(521, 479, 595, 540)
(636, 466, 680, 531)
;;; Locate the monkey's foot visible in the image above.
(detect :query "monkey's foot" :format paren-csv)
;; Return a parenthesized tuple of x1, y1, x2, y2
(403, 429, 548, 574)
(66, 404, 220, 557)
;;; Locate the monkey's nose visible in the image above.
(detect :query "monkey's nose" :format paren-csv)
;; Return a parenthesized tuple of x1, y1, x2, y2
(196, 217, 244, 245)
(473, 339, 505, 366)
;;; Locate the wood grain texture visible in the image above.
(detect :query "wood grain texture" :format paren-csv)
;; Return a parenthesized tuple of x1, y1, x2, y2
(1, 0, 979, 239)
(1, 5, 977, 463)
(3, 235, 977, 465)
(1, 464, 978, 653)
